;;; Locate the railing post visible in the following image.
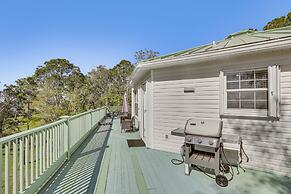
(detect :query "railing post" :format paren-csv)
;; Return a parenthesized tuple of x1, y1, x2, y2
(60, 116, 71, 159)
(5, 142, 10, 194)
(90, 110, 93, 129)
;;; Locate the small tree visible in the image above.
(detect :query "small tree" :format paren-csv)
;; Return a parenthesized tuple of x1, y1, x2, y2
(87, 65, 111, 108)
(264, 12, 291, 30)
(134, 49, 159, 63)
(15, 77, 38, 129)
(0, 87, 22, 136)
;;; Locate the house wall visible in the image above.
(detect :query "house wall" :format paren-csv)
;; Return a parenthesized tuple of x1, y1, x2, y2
(151, 52, 291, 176)
(132, 73, 153, 147)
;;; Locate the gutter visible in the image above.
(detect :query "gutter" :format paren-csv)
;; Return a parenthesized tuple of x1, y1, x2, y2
(130, 36, 291, 86)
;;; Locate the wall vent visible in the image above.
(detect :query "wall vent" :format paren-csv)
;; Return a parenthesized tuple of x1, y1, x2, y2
(184, 88, 195, 93)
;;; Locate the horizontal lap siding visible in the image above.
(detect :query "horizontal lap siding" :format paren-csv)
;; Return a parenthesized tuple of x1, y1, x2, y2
(153, 64, 220, 156)
(152, 63, 291, 176)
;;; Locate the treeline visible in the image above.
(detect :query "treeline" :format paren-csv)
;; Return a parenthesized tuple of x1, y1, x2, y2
(0, 58, 134, 137)
(264, 12, 291, 30)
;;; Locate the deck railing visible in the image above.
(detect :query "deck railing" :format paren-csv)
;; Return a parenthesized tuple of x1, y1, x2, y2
(0, 107, 107, 194)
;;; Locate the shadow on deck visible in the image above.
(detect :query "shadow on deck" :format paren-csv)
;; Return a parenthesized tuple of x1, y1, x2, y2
(39, 118, 291, 194)
(39, 119, 112, 194)
(97, 119, 291, 194)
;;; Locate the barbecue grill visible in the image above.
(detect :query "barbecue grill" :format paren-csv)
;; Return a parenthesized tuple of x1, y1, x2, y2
(171, 118, 248, 187)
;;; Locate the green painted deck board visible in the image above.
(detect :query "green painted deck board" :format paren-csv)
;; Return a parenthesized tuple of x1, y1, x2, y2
(94, 146, 111, 194)
(99, 118, 291, 194)
(105, 119, 140, 194)
(40, 117, 291, 194)
(131, 153, 148, 194)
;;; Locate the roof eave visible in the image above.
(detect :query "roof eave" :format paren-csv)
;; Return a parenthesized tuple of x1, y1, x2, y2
(130, 36, 291, 86)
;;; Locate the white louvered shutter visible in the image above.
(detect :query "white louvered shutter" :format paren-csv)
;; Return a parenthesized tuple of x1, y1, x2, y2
(219, 71, 225, 116)
(268, 65, 280, 118)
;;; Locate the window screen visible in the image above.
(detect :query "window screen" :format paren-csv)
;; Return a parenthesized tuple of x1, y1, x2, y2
(226, 69, 268, 109)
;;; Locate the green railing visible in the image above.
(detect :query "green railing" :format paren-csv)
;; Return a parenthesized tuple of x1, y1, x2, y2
(0, 107, 107, 194)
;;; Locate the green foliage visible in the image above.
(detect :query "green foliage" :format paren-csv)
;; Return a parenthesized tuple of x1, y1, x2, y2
(87, 65, 111, 108)
(0, 82, 32, 136)
(0, 58, 135, 136)
(33, 59, 86, 122)
(134, 49, 159, 63)
(264, 12, 291, 30)
(87, 60, 134, 108)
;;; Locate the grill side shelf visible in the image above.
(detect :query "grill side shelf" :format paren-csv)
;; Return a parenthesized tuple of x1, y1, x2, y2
(171, 128, 185, 137)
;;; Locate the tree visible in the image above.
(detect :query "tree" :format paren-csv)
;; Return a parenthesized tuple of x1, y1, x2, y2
(0, 92, 10, 137)
(0, 85, 23, 136)
(33, 59, 86, 122)
(87, 60, 134, 108)
(0, 58, 135, 136)
(109, 60, 134, 107)
(0, 76, 39, 136)
(134, 49, 159, 63)
(87, 65, 111, 108)
(0, 91, 12, 137)
(264, 12, 291, 30)
(15, 77, 38, 129)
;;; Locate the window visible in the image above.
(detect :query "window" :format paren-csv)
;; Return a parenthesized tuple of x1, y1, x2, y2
(220, 65, 280, 118)
(226, 69, 268, 110)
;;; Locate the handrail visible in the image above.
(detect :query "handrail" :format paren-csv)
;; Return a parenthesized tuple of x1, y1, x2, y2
(69, 107, 105, 120)
(0, 107, 107, 194)
(0, 119, 67, 144)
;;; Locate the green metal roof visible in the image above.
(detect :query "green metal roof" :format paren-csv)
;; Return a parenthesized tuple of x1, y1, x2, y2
(143, 26, 291, 63)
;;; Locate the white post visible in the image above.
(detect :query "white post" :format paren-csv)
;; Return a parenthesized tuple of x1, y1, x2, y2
(131, 88, 135, 117)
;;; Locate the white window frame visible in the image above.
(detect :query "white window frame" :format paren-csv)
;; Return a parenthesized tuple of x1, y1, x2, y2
(219, 65, 280, 118)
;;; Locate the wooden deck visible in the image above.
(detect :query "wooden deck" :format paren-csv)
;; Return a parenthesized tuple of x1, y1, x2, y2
(41, 118, 291, 194)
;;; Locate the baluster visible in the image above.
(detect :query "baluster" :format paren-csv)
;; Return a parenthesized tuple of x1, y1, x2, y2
(56, 126, 59, 160)
(49, 128, 52, 166)
(56, 124, 62, 159)
(30, 134, 34, 183)
(25, 136, 29, 188)
(35, 133, 39, 178)
(79, 118, 81, 141)
(54, 127, 57, 159)
(12, 139, 18, 194)
(63, 123, 65, 154)
(57, 125, 60, 157)
(60, 123, 64, 155)
(42, 131, 46, 172)
(39, 132, 43, 175)
(46, 130, 49, 169)
(58, 124, 61, 157)
(19, 137, 24, 193)
(5, 142, 10, 194)
(0, 143, 2, 194)
(52, 126, 55, 162)
(98, 110, 100, 121)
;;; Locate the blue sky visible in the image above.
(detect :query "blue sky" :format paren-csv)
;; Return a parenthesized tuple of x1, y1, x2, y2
(0, 1, 291, 89)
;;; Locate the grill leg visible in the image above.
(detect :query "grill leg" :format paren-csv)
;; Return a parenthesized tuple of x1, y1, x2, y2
(185, 164, 190, 175)
(185, 145, 191, 175)
(214, 149, 220, 175)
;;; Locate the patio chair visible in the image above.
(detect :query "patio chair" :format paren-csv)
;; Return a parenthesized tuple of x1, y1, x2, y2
(121, 113, 135, 132)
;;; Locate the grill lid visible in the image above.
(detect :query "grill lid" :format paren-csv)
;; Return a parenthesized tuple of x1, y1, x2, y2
(184, 118, 223, 138)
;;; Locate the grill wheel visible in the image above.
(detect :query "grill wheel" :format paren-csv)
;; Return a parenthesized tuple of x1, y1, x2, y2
(220, 164, 230, 174)
(215, 174, 228, 187)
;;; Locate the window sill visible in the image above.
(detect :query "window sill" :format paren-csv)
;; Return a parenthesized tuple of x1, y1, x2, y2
(220, 112, 279, 121)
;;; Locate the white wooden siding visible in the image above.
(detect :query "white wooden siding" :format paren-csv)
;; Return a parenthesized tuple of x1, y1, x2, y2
(135, 75, 153, 147)
(152, 61, 291, 176)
